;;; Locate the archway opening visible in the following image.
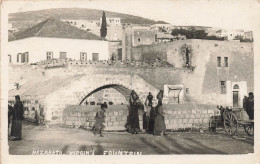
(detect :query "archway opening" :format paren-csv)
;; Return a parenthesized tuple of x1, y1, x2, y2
(79, 84, 132, 105)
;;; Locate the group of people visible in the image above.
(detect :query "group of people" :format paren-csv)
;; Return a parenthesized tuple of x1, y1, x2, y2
(144, 91, 167, 136)
(126, 90, 166, 136)
(243, 92, 254, 120)
(8, 95, 24, 141)
(92, 90, 167, 137)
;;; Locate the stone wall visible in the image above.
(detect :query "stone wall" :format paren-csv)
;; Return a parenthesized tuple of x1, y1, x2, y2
(62, 105, 143, 131)
(162, 103, 216, 130)
(62, 103, 217, 131)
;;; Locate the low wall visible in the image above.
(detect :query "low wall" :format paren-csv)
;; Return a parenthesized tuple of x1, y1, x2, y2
(62, 105, 143, 131)
(162, 104, 216, 130)
(62, 103, 218, 131)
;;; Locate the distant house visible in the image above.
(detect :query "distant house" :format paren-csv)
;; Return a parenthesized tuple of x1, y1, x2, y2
(215, 29, 244, 40)
(244, 31, 253, 41)
(100, 17, 121, 26)
(132, 29, 156, 46)
(150, 22, 172, 33)
(8, 18, 109, 64)
(8, 23, 18, 33)
(155, 32, 174, 43)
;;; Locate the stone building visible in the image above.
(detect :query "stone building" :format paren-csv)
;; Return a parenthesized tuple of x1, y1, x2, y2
(150, 22, 172, 33)
(132, 39, 254, 108)
(8, 19, 109, 64)
(155, 32, 174, 43)
(132, 29, 156, 46)
(244, 31, 253, 41)
(215, 29, 245, 40)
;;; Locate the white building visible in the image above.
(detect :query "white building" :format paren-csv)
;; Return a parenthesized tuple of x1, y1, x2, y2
(8, 23, 18, 33)
(215, 29, 244, 40)
(150, 23, 172, 32)
(100, 17, 121, 26)
(8, 19, 109, 64)
(61, 19, 100, 31)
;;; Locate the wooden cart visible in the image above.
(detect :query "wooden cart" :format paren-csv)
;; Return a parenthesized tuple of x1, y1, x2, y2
(209, 106, 254, 136)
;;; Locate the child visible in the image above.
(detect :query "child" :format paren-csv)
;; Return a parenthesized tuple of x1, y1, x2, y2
(93, 103, 107, 137)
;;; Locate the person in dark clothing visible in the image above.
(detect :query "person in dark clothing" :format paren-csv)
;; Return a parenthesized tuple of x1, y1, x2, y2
(147, 92, 153, 106)
(243, 96, 248, 110)
(148, 106, 156, 133)
(129, 90, 142, 134)
(11, 95, 24, 141)
(247, 92, 254, 120)
(144, 92, 155, 133)
(93, 103, 107, 137)
(243, 96, 250, 118)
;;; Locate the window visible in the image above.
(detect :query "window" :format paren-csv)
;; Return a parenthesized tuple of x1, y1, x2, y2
(59, 52, 67, 59)
(220, 81, 227, 94)
(80, 52, 87, 61)
(92, 53, 99, 61)
(224, 57, 228, 67)
(117, 48, 122, 61)
(217, 57, 221, 67)
(21, 52, 29, 63)
(138, 38, 141, 42)
(17, 53, 22, 62)
(8, 55, 11, 63)
(46, 52, 53, 60)
(233, 84, 239, 89)
(186, 88, 189, 94)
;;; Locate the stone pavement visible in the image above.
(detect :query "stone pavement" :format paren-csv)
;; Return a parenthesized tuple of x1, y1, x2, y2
(8, 122, 253, 155)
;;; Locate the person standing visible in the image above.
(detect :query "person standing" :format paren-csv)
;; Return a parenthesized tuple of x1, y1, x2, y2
(129, 90, 142, 134)
(93, 103, 107, 137)
(144, 92, 155, 133)
(154, 90, 166, 136)
(11, 95, 24, 141)
(39, 104, 45, 125)
(243, 96, 249, 118)
(8, 103, 14, 137)
(247, 92, 254, 120)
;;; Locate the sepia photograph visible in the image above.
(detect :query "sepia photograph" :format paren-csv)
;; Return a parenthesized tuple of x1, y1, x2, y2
(1, 0, 259, 163)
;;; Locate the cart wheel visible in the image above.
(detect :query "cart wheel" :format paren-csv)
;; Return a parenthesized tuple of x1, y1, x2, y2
(244, 123, 254, 136)
(224, 112, 238, 136)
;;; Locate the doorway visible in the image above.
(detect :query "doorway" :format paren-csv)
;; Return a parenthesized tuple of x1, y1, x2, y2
(233, 91, 239, 107)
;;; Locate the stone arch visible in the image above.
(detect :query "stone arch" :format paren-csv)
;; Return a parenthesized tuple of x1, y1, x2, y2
(76, 81, 141, 105)
(233, 84, 239, 89)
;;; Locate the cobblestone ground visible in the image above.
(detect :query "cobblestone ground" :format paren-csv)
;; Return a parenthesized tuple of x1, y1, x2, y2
(8, 122, 253, 155)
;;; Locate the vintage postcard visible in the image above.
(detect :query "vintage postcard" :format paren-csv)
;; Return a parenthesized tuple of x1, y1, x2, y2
(1, 0, 259, 164)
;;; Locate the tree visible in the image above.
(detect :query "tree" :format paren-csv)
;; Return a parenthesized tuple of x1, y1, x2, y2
(100, 11, 107, 39)
(171, 27, 224, 41)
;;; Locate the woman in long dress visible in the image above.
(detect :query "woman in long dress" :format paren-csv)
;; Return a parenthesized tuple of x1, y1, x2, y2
(154, 100, 166, 135)
(128, 90, 142, 134)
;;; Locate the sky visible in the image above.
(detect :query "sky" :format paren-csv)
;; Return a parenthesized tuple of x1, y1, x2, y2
(2, 0, 260, 31)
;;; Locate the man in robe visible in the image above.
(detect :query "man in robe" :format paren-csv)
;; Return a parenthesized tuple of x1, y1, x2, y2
(247, 92, 254, 120)
(11, 95, 24, 141)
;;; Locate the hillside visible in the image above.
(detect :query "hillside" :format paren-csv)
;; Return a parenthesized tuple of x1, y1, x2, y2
(9, 8, 161, 31)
